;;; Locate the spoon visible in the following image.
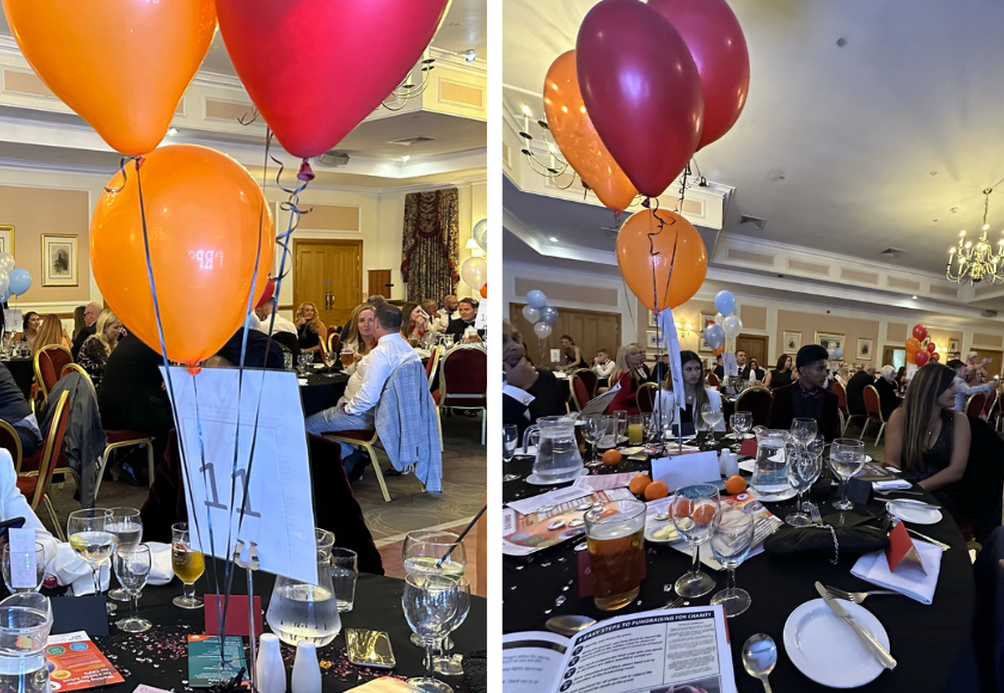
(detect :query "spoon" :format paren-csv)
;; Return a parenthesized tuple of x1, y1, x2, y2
(742, 633, 777, 693)
(545, 614, 596, 637)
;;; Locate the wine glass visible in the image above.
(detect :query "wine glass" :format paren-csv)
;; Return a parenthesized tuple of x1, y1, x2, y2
(502, 424, 520, 482)
(2, 542, 45, 593)
(323, 348, 337, 373)
(701, 404, 724, 443)
(402, 531, 465, 647)
(582, 415, 604, 468)
(113, 545, 152, 633)
(432, 576, 471, 676)
(67, 508, 117, 613)
(105, 507, 142, 602)
(402, 574, 459, 693)
(785, 450, 822, 527)
(709, 507, 755, 617)
(730, 411, 753, 443)
(171, 522, 205, 609)
(670, 484, 721, 598)
(612, 410, 628, 443)
(829, 438, 866, 510)
(790, 418, 818, 450)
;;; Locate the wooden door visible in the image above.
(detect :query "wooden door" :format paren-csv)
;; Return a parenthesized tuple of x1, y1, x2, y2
(510, 304, 620, 368)
(293, 239, 362, 328)
(368, 269, 393, 299)
(971, 348, 1003, 379)
(736, 334, 768, 370)
(881, 346, 906, 370)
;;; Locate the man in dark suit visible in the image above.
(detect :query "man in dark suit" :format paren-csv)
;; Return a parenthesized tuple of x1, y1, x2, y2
(71, 302, 102, 360)
(0, 363, 39, 456)
(712, 354, 725, 381)
(503, 321, 566, 438)
(845, 364, 875, 425)
(768, 344, 841, 440)
(446, 297, 484, 342)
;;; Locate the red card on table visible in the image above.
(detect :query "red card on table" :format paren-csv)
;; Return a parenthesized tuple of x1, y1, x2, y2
(740, 439, 758, 458)
(204, 594, 264, 637)
(885, 521, 926, 573)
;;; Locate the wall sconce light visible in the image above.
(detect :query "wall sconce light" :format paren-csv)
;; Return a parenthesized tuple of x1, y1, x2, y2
(675, 322, 693, 338)
(465, 238, 487, 258)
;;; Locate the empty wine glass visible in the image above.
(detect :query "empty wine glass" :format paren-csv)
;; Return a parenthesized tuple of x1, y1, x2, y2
(2, 542, 45, 593)
(701, 404, 724, 443)
(67, 508, 117, 614)
(671, 484, 721, 598)
(790, 418, 818, 450)
(612, 410, 628, 443)
(502, 424, 520, 481)
(710, 507, 755, 617)
(402, 574, 460, 693)
(582, 415, 604, 468)
(323, 348, 337, 373)
(785, 450, 822, 527)
(829, 438, 866, 510)
(105, 507, 142, 602)
(730, 411, 753, 443)
(113, 545, 152, 633)
(432, 576, 471, 676)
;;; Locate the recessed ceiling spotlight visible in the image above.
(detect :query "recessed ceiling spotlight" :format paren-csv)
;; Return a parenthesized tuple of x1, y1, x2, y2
(401, 155, 411, 162)
(836, 37, 848, 47)
(167, 128, 179, 136)
(464, 49, 476, 62)
(912, 295, 918, 299)
(549, 236, 558, 242)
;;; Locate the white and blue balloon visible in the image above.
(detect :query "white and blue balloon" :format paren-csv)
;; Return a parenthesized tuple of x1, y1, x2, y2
(704, 290, 743, 347)
(523, 291, 559, 339)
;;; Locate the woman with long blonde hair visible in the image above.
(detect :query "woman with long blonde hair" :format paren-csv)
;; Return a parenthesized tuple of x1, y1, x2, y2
(605, 343, 649, 415)
(341, 304, 377, 374)
(295, 301, 327, 353)
(31, 314, 71, 356)
(77, 309, 123, 390)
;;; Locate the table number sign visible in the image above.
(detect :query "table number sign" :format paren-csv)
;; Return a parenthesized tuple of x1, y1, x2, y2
(163, 366, 317, 584)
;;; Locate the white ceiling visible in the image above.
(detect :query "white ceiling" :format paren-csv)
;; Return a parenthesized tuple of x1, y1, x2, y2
(503, 0, 1004, 279)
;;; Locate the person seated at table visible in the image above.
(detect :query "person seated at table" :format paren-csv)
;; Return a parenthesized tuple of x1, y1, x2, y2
(885, 362, 970, 512)
(845, 364, 876, 423)
(747, 358, 765, 382)
(875, 365, 902, 419)
(658, 350, 725, 435)
(70, 302, 102, 361)
(559, 335, 587, 372)
(304, 304, 419, 479)
(764, 354, 795, 390)
(446, 298, 484, 343)
(947, 358, 996, 412)
(208, 327, 285, 370)
(968, 351, 992, 384)
(294, 301, 327, 354)
(254, 300, 297, 336)
(77, 309, 123, 392)
(13, 311, 40, 350)
(605, 343, 648, 415)
(0, 448, 57, 563)
(649, 353, 670, 384)
(712, 353, 725, 381)
(432, 295, 459, 333)
(420, 299, 440, 331)
(342, 304, 378, 375)
(895, 365, 909, 395)
(735, 349, 753, 380)
(0, 362, 41, 456)
(400, 303, 431, 344)
(591, 348, 617, 388)
(339, 295, 387, 338)
(502, 321, 566, 438)
(31, 314, 72, 356)
(768, 344, 841, 440)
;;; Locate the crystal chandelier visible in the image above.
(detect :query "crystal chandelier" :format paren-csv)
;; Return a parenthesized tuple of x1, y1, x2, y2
(946, 188, 1004, 284)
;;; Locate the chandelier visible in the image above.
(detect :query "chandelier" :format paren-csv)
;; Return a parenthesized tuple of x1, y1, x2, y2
(516, 107, 578, 188)
(381, 49, 436, 111)
(946, 188, 1004, 284)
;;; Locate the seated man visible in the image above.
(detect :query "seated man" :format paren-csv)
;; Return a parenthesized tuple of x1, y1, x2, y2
(433, 295, 459, 333)
(502, 321, 567, 438)
(948, 358, 996, 412)
(0, 362, 41, 457)
(446, 298, 484, 343)
(591, 348, 617, 386)
(70, 302, 102, 361)
(254, 301, 297, 336)
(769, 344, 841, 440)
(845, 364, 876, 422)
(305, 304, 419, 478)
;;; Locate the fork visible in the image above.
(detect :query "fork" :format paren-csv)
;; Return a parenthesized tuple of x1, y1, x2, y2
(660, 596, 689, 610)
(825, 585, 899, 603)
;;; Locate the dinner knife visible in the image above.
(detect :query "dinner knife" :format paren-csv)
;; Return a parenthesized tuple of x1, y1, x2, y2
(814, 581, 897, 670)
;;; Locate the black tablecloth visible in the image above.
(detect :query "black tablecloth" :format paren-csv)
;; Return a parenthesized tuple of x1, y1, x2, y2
(300, 372, 349, 417)
(502, 454, 978, 692)
(3, 358, 32, 399)
(84, 568, 485, 691)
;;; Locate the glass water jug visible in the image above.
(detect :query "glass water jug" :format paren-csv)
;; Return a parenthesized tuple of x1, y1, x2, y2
(0, 592, 52, 692)
(266, 528, 342, 647)
(523, 415, 585, 484)
(750, 427, 796, 501)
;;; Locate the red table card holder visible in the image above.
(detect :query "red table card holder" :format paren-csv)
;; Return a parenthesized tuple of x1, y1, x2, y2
(204, 594, 264, 637)
(885, 521, 926, 573)
(739, 439, 758, 458)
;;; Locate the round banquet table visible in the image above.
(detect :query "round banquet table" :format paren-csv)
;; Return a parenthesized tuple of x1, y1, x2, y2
(502, 453, 979, 692)
(80, 567, 486, 692)
(2, 357, 33, 399)
(300, 371, 349, 417)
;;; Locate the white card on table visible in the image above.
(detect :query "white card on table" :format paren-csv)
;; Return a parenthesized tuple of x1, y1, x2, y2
(3, 309, 21, 333)
(550, 348, 561, 364)
(723, 353, 738, 377)
(651, 451, 721, 491)
(163, 366, 317, 585)
(475, 299, 488, 329)
(8, 526, 36, 589)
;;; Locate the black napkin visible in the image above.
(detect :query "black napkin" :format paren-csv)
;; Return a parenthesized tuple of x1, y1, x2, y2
(764, 522, 889, 559)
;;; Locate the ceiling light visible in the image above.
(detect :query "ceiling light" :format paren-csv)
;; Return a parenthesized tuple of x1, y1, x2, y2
(401, 155, 411, 162)
(549, 236, 558, 242)
(381, 47, 435, 112)
(947, 188, 1004, 284)
(912, 295, 918, 299)
(464, 49, 476, 63)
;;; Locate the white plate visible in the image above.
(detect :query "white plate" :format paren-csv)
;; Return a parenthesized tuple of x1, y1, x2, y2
(783, 598, 891, 688)
(885, 501, 943, 525)
(525, 468, 589, 486)
(644, 521, 683, 544)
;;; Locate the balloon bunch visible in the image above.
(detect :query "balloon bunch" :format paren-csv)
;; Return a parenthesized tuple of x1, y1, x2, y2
(462, 218, 489, 299)
(0, 253, 31, 303)
(522, 290, 560, 340)
(701, 290, 743, 356)
(906, 324, 938, 366)
(545, 0, 749, 208)
(824, 342, 844, 361)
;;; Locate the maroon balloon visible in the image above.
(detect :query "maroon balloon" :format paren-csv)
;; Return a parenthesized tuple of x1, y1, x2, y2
(649, 0, 750, 150)
(576, 0, 703, 199)
(927, 342, 937, 354)
(931, 352, 940, 361)
(913, 324, 928, 341)
(914, 350, 930, 367)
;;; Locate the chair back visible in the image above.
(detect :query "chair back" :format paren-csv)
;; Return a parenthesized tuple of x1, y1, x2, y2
(570, 369, 597, 411)
(968, 393, 989, 418)
(0, 419, 22, 473)
(636, 382, 659, 414)
(832, 380, 848, 414)
(328, 332, 341, 356)
(734, 386, 772, 427)
(60, 363, 97, 397)
(27, 390, 70, 509)
(863, 384, 883, 421)
(707, 372, 720, 387)
(984, 390, 1000, 419)
(440, 345, 487, 407)
(33, 344, 72, 403)
(271, 331, 300, 361)
(426, 346, 443, 389)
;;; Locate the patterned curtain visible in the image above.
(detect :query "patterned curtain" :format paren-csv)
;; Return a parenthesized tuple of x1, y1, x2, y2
(401, 188, 459, 303)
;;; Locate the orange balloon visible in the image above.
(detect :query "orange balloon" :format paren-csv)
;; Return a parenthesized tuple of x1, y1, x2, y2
(905, 337, 921, 354)
(543, 51, 638, 211)
(617, 209, 707, 312)
(480, 283, 488, 299)
(3, 0, 216, 155)
(713, 346, 725, 357)
(906, 349, 917, 364)
(91, 145, 274, 367)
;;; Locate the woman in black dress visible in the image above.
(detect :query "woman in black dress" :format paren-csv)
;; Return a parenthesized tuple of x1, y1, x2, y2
(764, 354, 794, 390)
(295, 301, 327, 354)
(559, 335, 588, 372)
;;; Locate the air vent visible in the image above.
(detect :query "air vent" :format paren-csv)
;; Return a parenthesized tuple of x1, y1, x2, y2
(317, 151, 350, 167)
(388, 136, 436, 147)
(738, 215, 767, 229)
(879, 247, 908, 258)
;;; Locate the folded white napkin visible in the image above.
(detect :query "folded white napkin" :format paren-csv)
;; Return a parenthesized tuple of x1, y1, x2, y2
(850, 540, 943, 604)
(49, 541, 175, 596)
(873, 479, 913, 491)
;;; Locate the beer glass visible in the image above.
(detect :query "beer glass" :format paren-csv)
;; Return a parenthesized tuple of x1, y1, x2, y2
(584, 499, 647, 611)
(171, 523, 205, 609)
(340, 348, 355, 368)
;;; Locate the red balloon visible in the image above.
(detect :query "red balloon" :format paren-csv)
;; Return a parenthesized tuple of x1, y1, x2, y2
(914, 350, 930, 367)
(216, 0, 450, 159)
(576, 0, 703, 198)
(913, 324, 928, 341)
(931, 352, 941, 361)
(927, 342, 937, 354)
(648, 0, 750, 150)
(255, 278, 276, 309)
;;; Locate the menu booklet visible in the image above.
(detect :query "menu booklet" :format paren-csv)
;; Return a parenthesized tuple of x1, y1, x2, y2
(46, 631, 124, 691)
(502, 606, 737, 693)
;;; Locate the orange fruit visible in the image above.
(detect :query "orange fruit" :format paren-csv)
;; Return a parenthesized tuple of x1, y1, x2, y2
(693, 503, 717, 526)
(672, 498, 693, 518)
(644, 480, 669, 501)
(602, 449, 623, 465)
(628, 474, 652, 495)
(725, 475, 747, 495)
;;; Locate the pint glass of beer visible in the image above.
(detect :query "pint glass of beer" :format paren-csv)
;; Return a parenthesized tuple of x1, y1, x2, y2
(584, 499, 647, 610)
(340, 348, 354, 367)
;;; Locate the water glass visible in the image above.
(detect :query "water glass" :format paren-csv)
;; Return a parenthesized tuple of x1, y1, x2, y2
(730, 411, 753, 441)
(581, 415, 603, 468)
(785, 451, 822, 527)
(433, 577, 471, 676)
(790, 417, 818, 449)
(2, 543, 45, 593)
(402, 574, 459, 693)
(402, 531, 465, 580)
(709, 507, 755, 617)
(283, 351, 294, 370)
(105, 507, 142, 602)
(331, 548, 358, 613)
(671, 484, 721, 598)
(502, 424, 520, 481)
(612, 410, 628, 442)
(829, 438, 866, 510)
(701, 404, 724, 442)
(67, 508, 117, 614)
(113, 545, 152, 633)
(171, 522, 205, 609)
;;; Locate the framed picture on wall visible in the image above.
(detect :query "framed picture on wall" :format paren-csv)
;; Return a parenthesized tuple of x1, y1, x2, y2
(649, 311, 660, 328)
(815, 331, 845, 352)
(41, 234, 77, 287)
(0, 226, 13, 256)
(949, 337, 960, 353)
(783, 331, 802, 352)
(699, 313, 717, 351)
(646, 331, 662, 350)
(856, 338, 873, 360)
